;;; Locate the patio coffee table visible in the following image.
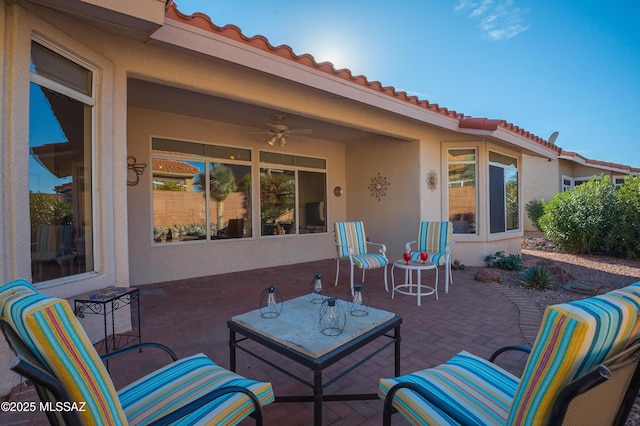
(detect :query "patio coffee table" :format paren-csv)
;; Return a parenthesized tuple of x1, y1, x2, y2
(228, 294, 402, 425)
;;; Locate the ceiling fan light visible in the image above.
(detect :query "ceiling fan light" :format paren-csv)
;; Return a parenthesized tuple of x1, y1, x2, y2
(279, 137, 286, 147)
(267, 136, 277, 146)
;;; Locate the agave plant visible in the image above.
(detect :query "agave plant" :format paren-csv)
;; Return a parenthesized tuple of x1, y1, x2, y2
(521, 265, 556, 289)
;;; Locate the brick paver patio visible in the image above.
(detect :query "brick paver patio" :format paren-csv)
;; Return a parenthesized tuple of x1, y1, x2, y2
(1, 259, 541, 425)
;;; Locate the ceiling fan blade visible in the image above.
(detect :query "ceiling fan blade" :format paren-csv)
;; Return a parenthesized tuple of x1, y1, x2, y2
(244, 131, 274, 135)
(286, 129, 313, 135)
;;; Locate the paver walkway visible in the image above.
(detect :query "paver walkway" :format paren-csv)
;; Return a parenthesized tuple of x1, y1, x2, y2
(1, 259, 541, 425)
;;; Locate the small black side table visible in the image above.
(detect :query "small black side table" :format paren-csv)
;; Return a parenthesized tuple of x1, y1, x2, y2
(74, 287, 141, 367)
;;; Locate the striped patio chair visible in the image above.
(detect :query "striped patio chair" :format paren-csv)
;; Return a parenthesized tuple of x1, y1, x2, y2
(0, 280, 274, 425)
(334, 221, 389, 294)
(379, 282, 640, 425)
(405, 221, 455, 293)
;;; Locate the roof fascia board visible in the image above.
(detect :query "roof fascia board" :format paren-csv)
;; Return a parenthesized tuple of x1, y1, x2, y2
(150, 18, 461, 131)
(459, 127, 559, 158)
(560, 155, 632, 174)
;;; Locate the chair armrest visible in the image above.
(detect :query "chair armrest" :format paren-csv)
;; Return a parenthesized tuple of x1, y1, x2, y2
(334, 242, 354, 257)
(446, 241, 455, 252)
(100, 342, 178, 363)
(405, 240, 417, 252)
(383, 381, 436, 426)
(367, 241, 387, 256)
(148, 385, 264, 426)
(488, 345, 531, 363)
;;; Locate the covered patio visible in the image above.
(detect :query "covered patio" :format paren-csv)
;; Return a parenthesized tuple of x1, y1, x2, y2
(2, 260, 540, 425)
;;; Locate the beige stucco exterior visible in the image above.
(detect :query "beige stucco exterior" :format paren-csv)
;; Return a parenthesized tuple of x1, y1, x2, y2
(0, 0, 565, 394)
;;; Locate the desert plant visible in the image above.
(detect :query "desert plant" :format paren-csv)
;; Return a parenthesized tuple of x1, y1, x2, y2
(484, 251, 524, 271)
(525, 199, 545, 231)
(451, 260, 466, 271)
(520, 265, 556, 289)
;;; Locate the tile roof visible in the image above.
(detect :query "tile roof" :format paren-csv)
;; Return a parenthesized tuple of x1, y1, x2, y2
(165, 3, 560, 153)
(559, 151, 640, 174)
(152, 158, 200, 176)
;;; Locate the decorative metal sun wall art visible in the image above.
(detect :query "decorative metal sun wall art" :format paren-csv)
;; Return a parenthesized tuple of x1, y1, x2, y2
(369, 172, 390, 201)
(427, 170, 438, 191)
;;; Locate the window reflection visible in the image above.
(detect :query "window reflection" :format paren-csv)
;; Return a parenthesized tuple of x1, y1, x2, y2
(29, 83, 93, 282)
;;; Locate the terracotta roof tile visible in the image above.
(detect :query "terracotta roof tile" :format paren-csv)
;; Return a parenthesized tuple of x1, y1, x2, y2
(166, 4, 558, 151)
(152, 158, 200, 176)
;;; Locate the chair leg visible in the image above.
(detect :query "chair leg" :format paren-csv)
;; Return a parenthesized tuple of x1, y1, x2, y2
(334, 258, 340, 287)
(383, 265, 389, 292)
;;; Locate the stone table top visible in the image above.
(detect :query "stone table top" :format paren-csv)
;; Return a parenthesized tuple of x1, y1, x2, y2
(231, 294, 396, 359)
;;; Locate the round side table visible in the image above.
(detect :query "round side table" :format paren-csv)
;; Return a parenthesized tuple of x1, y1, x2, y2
(391, 260, 438, 306)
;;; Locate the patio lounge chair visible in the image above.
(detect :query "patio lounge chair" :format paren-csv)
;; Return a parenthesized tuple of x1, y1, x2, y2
(405, 221, 454, 293)
(0, 279, 274, 425)
(333, 221, 389, 294)
(379, 282, 640, 425)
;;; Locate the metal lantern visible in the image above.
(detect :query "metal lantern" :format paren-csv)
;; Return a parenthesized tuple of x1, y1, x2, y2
(259, 285, 283, 319)
(318, 298, 347, 336)
(308, 272, 327, 304)
(350, 284, 371, 317)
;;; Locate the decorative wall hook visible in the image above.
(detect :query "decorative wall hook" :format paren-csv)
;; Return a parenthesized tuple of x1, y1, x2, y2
(127, 156, 147, 186)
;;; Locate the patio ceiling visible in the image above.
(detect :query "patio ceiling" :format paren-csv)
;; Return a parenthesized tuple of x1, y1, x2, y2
(127, 78, 410, 145)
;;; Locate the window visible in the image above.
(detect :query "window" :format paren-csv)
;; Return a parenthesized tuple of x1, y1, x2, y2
(152, 139, 252, 242)
(259, 152, 327, 236)
(489, 152, 519, 233)
(29, 41, 95, 283)
(448, 149, 477, 234)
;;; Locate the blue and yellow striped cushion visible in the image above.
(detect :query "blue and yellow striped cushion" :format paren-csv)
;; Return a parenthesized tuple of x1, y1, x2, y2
(334, 222, 368, 257)
(410, 222, 452, 266)
(508, 282, 640, 425)
(0, 287, 127, 425)
(352, 254, 387, 270)
(380, 282, 640, 425)
(119, 353, 274, 425)
(379, 350, 519, 425)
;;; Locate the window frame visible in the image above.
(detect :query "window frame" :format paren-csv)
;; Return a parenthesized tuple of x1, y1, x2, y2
(488, 150, 520, 234)
(150, 138, 253, 245)
(28, 38, 98, 283)
(446, 147, 479, 236)
(259, 150, 328, 238)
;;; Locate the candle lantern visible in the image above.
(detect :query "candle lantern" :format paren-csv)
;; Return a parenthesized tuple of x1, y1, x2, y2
(308, 272, 327, 304)
(318, 298, 347, 336)
(350, 284, 371, 316)
(259, 285, 283, 319)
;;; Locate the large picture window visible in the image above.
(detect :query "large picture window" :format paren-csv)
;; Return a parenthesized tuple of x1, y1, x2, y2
(259, 152, 327, 236)
(489, 151, 519, 233)
(448, 149, 477, 234)
(152, 139, 252, 242)
(29, 41, 94, 283)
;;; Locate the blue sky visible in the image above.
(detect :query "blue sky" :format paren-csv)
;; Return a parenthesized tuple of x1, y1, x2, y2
(174, 0, 640, 168)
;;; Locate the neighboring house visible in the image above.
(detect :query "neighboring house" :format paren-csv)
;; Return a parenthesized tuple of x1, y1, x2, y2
(522, 151, 640, 231)
(0, 0, 572, 392)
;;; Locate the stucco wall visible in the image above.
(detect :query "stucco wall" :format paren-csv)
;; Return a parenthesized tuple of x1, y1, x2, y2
(521, 154, 560, 231)
(127, 107, 347, 284)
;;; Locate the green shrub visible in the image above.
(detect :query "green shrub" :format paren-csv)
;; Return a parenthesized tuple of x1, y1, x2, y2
(520, 265, 556, 289)
(484, 251, 524, 271)
(606, 176, 640, 259)
(525, 199, 545, 231)
(451, 260, 466, 271)
(539, 176, 615, 254)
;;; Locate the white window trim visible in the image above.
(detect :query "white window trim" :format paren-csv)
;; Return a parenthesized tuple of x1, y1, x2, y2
(29, 37, 100, 286)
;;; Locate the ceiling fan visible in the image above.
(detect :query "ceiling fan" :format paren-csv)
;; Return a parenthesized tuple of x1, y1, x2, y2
(246, 114, 313, 147)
